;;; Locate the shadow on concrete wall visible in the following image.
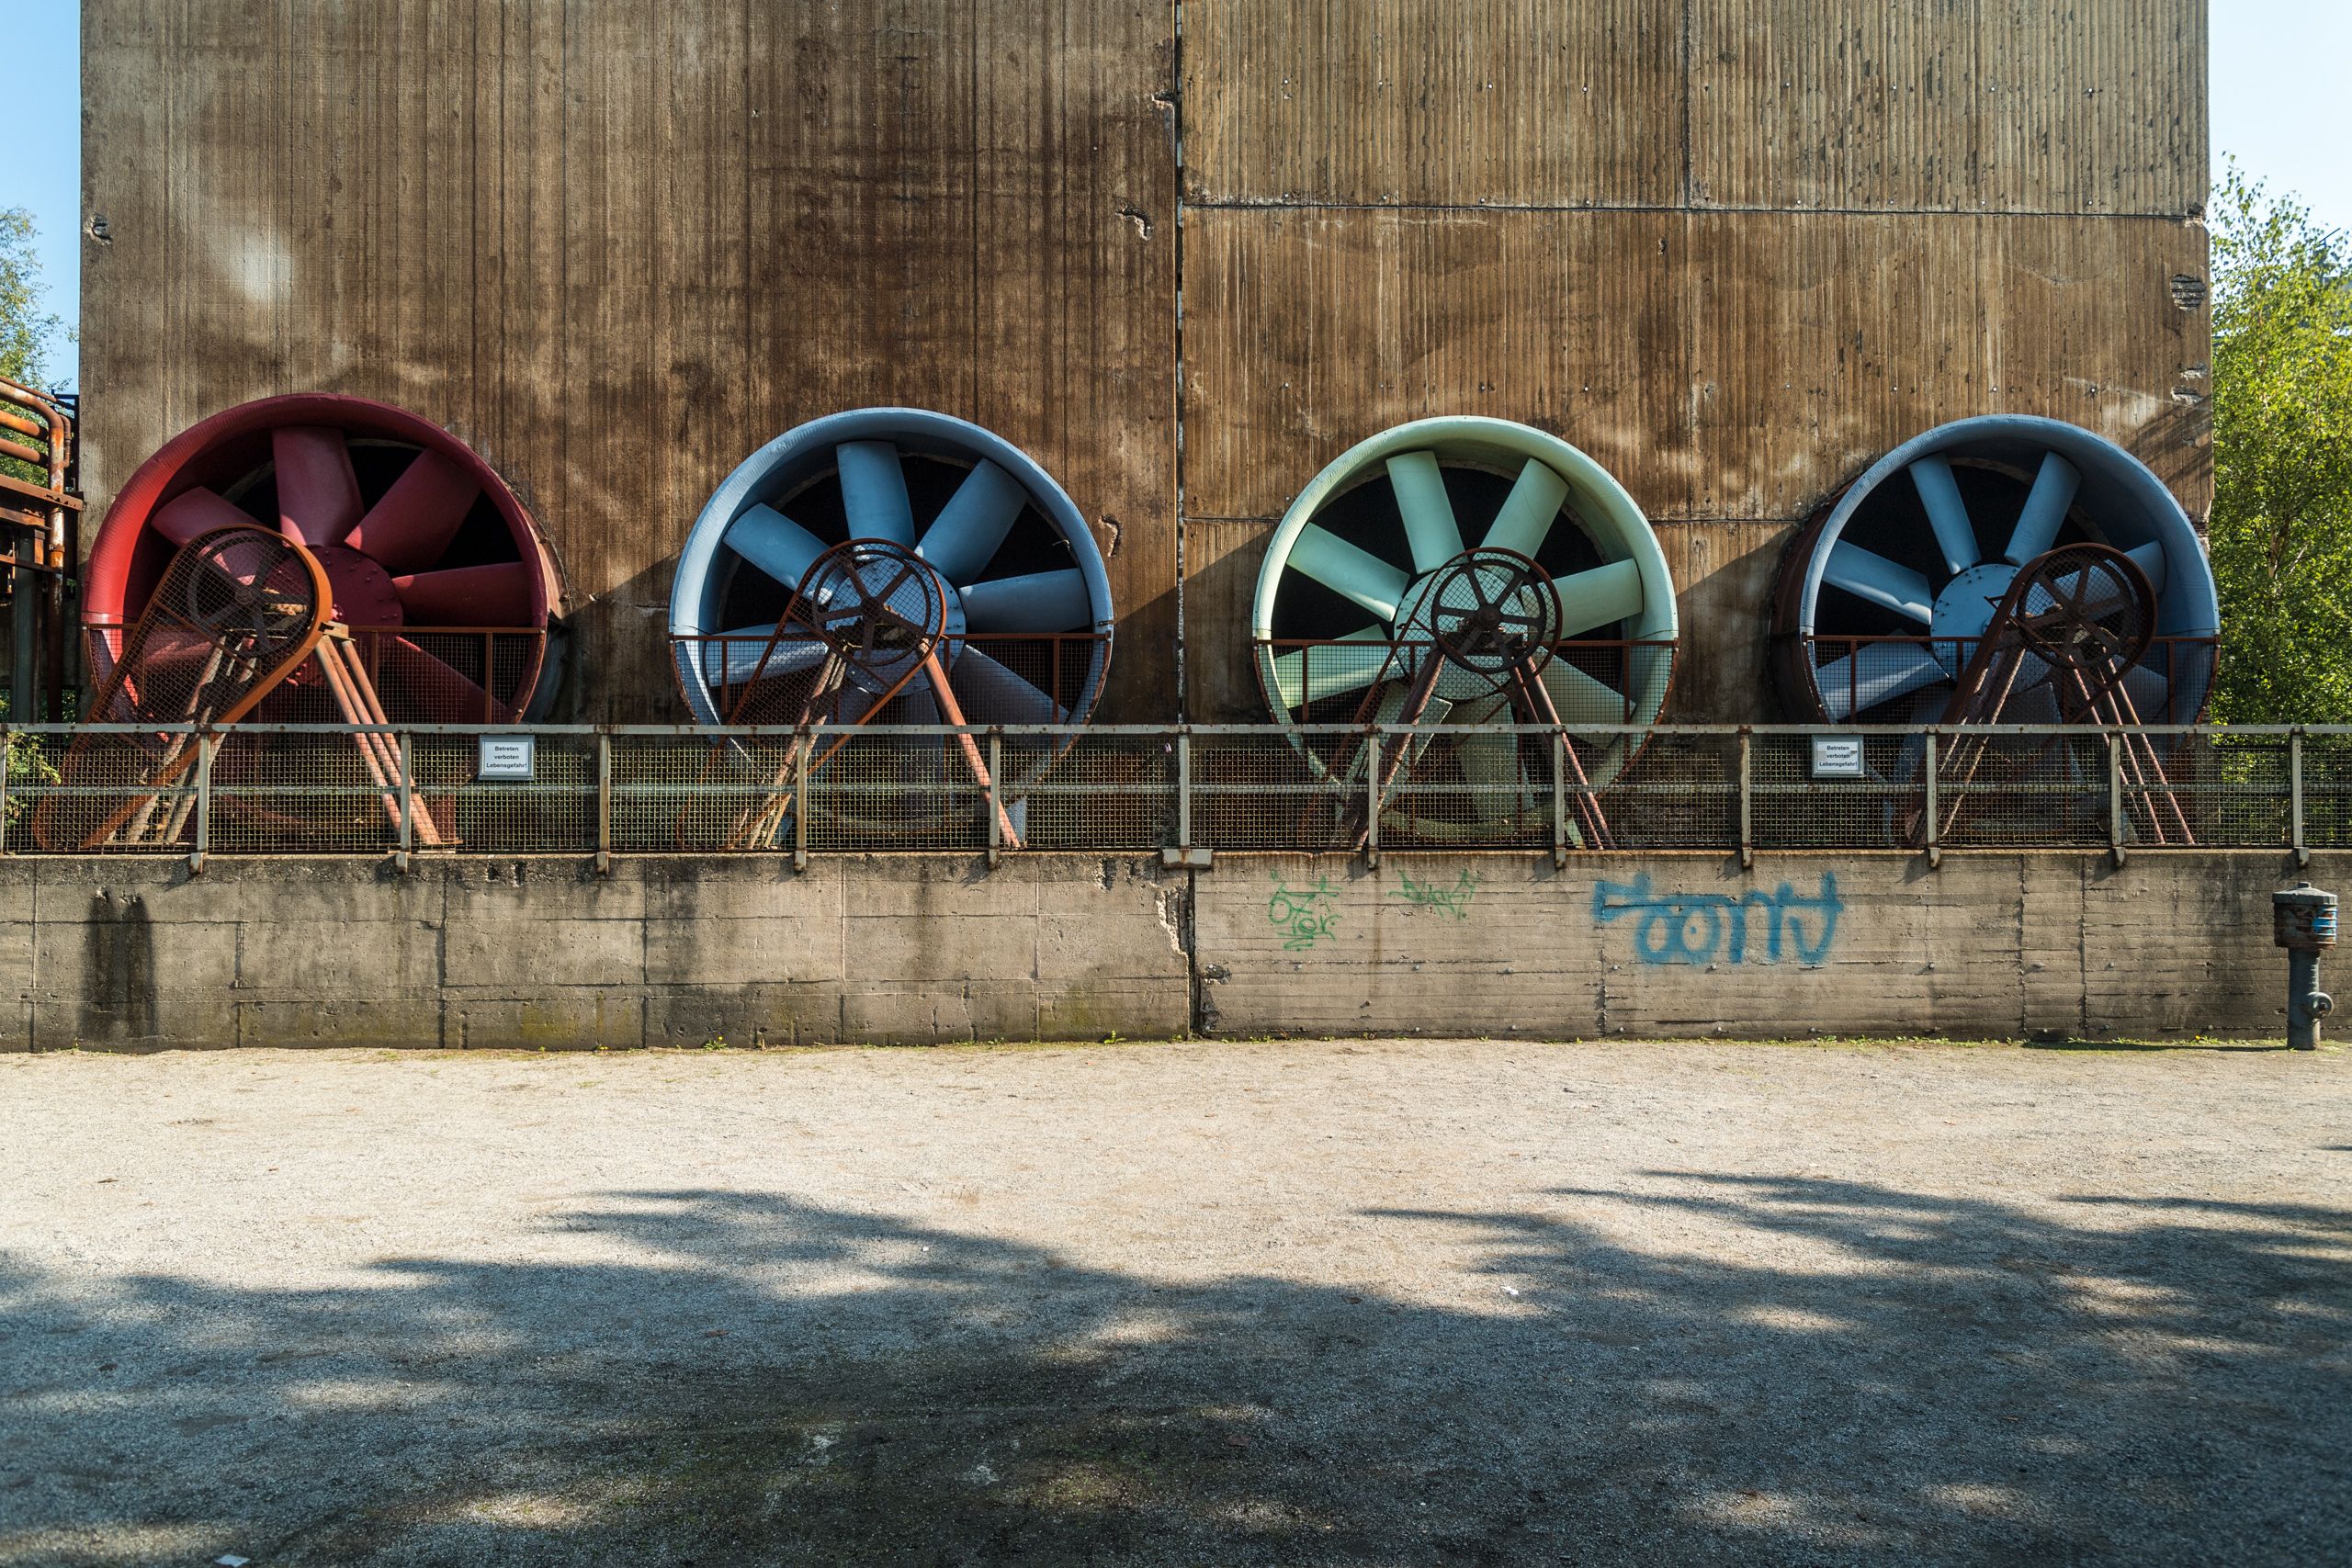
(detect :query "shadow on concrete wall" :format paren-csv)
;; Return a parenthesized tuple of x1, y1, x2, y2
(3, 1176, 2346, 1564)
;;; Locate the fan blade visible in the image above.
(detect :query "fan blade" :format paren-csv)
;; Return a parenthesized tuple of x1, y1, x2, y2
(1290, 525, 1408, 623)
(1269, 627, 1391, 710)
(2120, 662, 2173, 721)
(1385, 451, 1465, 574)
(960, 569, 1093, 634)
(2124, 539, 2169, 593)
(951, 648, 1065, 725)
(836, 441, 915, 547)
(2002, 682, 2063, 726)
(379, 637, 515, 724)
(1824, 544, 1935, 624)
(348, 449, 481, 575)
(272, 425, 366, 547)
(2003, 451, 2080, 566)
(1908, 455, 1980, 576)
(915, 459, 1027, 585)
(725, 502, 830, 592)
(391, 562, 538, 626)
(1541, 660, 1638, 725)
(1480, 458, 1572, 558)
(891, 684, 943, 724)
(1435, 691, 1525, 822)
(1553, 558, 1646, 637)
(1812, 643, 1947, 721)
(152, 486, 261, 547)
(698, 625, 829, 686)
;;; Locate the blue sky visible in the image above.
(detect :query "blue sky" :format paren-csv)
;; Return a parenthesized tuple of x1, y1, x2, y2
(7, 2, 2349, 392)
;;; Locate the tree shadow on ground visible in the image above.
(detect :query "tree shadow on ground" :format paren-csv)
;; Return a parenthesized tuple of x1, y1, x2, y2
(3, 1175, 2346, 1565)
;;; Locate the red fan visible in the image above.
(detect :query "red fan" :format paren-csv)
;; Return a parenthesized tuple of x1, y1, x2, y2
(84, 394, 563, 724)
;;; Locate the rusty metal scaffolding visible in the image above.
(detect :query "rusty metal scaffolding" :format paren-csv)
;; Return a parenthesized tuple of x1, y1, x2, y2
(0, 377, 80, 722)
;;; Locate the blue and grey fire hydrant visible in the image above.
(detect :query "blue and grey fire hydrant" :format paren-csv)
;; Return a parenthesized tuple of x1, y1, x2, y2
(2272, 883, 2337, 1051)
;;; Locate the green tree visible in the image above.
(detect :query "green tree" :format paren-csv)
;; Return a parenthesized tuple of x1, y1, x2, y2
(0, 206, 63, 389)
(2208, 165, 2352, 723)
(0, 207, 66, 488)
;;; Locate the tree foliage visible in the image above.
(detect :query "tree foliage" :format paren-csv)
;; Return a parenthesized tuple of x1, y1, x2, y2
(0, 206, 64, 390)
(0, 207, 66, 489)
(2208, 165, 2352, 723)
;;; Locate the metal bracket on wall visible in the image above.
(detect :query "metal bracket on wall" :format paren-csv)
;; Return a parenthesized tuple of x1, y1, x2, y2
(1162, 729, 1213, 868)
(186, 735, 216, 875)
(2107, 729, 2128, 868)
(2292, 728, 2309, 869)
(1736, 728, 1754, 870)
(1923, 729, 1941, 869)
(594, 731, 613, 875)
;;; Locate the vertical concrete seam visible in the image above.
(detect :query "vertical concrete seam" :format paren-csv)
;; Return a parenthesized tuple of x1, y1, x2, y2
(1183, 863, 1203, 1036)
(2077, 853, 2091, 1042)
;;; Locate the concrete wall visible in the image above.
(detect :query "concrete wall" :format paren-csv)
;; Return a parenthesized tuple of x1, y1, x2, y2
(5, 856, 1191, 1052)
(0, 849, 2323, 1050)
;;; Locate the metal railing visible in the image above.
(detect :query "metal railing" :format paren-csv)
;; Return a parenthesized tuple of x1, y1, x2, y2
(0, 721, 2342, 868)
(1790, 634, 2219, 725)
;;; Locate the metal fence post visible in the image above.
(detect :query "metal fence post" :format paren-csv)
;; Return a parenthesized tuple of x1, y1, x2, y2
(1364, 730, 1382, 868)
(1551, 727, 1568, 868)
(986, 730, 1003, 867)
(595, 731, 613, 874)
(793, 731, 812, 872)
(1736, 728, 1753, 869)
(1923, 728, 1940, 868)
(1176, 728, 1193, 853)
(188, 734, 216, 874)
(394, 731, 413, 874)
(2291, 728, 2309, 868)
(2107, 728, 2127, 867)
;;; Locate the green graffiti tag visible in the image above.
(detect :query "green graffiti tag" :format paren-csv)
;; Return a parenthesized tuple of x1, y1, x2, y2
(1389, 869, 1478, 919)
(1268, 874, 1342, 950)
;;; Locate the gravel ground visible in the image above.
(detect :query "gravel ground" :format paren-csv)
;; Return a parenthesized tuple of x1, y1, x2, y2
(1, 1039, 2346, 1566)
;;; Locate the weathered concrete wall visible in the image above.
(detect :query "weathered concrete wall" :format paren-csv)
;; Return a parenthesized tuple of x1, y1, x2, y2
(1195, 852, 2320, 1042)
(3, 856, 1191, 1051)
(0, 849, 2324, 1050)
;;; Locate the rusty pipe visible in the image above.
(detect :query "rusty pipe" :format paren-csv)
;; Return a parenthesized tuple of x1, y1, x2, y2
(0, 406, 46, 442)
(0, 435, 43, 468)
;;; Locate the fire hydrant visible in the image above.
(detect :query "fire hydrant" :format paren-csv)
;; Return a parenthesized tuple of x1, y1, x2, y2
(2272, 883, 2337, 1051)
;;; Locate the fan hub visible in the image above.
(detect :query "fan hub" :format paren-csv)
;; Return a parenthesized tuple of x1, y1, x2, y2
(1391, 548, 1563, 703)
(797, 539, 962, 696)
(309, 545, 406, 629)
(1928, 561, 2018, 673)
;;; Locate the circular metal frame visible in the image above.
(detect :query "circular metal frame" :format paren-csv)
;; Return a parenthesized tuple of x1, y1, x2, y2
(1251, 415, 1676, 744)
(671, 407, 1114, 728)
(84, 393, 563, 721)
(1772, 415, 2217, 725)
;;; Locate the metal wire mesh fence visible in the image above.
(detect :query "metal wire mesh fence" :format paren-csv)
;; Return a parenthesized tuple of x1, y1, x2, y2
(0, 723, 2346, 861)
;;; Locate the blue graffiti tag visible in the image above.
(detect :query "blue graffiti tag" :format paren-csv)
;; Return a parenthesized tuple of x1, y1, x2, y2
(1591, 873, 1843, 966)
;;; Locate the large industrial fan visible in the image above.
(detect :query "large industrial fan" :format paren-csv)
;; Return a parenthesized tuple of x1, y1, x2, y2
(1770, 416, 2218, 726)
(1251, 416, 1678, 845)
(36, 522, 458, 852)
(668, 408, 1114, 847)
(83, 394, 566, 725)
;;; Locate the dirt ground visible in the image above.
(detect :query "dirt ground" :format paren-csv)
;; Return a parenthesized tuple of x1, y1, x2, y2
(1, 1039, 2346, 1566)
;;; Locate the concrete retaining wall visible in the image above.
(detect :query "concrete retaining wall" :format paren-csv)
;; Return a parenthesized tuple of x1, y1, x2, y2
(3, 857, 1191, 1051)
(0, 851, 2324, 1049)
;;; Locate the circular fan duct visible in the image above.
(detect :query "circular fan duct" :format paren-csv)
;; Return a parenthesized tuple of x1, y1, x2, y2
(1771, 416, 2218, 725)
(669, 408, 1113, 728)
(1252, 416, 1677, 840)
(83, 394, 563, 723)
